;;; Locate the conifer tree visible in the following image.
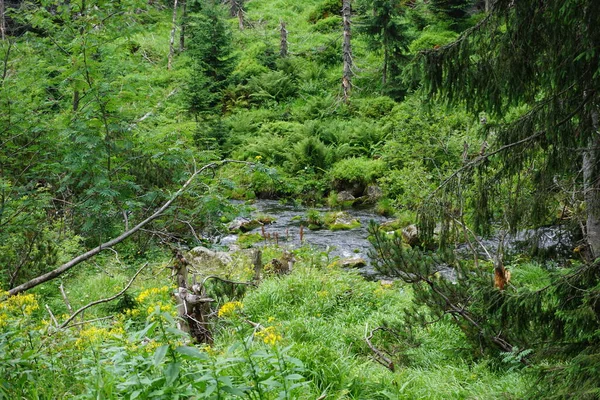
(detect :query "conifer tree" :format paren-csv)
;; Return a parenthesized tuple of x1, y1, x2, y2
(357, 0, 410, 99)
(187, 0, 235, 115)
(422, 0, 600, 259)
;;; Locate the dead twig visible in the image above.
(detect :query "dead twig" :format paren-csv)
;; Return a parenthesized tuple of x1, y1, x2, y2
(65, 315, 115, 328)
(365, 324, 395, 372)
(45, 304, 59, 327)
(59, 263, 149, 329)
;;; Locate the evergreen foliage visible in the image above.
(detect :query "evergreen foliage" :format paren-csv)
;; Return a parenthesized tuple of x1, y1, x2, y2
(187, 0, 236, 115)
(356, 0, 410, 98)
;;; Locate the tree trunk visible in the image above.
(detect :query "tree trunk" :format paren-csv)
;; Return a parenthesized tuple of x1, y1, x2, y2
(341, 0, 353, 102)
(73, 89, 79, 111)
(237, 7, 244, 30)
(584, 110, 600, 259)
(0, 0, 5, 41)
(382, 45, 388, 86)
(179, 0, 187, 52)
(168, 0, 178, 70)
(279, 21, 288, 57)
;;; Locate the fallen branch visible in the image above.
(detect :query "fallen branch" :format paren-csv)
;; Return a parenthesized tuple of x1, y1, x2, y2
(45, 304, 59, 327)
(198, 275, 257, 288)
(65, 315, 115, 328)
(8, 160, 243, 296)
(365, 325, 395, 372)
(59, 262, 148, 329)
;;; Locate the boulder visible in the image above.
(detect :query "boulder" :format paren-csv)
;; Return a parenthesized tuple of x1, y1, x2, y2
(188, 246, 233, 268)
(337, 191, 356, 203)
(338, 257, 367, 268)
(366, 185, 383, 202)
(325, 211, 361, 231)
(401, 224, 420, 246)
(228, 217, 261, 232)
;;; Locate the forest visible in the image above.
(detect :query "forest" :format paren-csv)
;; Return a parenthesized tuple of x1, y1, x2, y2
(1, 0, 599, 398)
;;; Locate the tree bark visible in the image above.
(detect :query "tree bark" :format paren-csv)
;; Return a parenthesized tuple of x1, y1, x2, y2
(237, 7, 244, 30)
(583, 110, 600, 259)
(168, 0, 178, 70)
(279, 21, 288, 58)
(341, 0, 353, 102)
(0, 0, 6, 41)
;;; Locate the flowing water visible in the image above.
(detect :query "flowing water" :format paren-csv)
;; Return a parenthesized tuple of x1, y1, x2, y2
(219, 200, 394, 279)
(217, 200, 577, 280)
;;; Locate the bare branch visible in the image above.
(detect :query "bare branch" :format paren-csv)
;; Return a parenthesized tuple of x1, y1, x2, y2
(59, 262, 149, 329)
(365, 325, 395, 371)
(8, 160, 243, 296)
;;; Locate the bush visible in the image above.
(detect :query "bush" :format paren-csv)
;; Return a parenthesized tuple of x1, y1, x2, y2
(308, 0, 343, 23)
(353, 96, 397, 119)
(246, 70, 298, 104)
(409, 29, 459, 52)
(329, 157, 386, 190)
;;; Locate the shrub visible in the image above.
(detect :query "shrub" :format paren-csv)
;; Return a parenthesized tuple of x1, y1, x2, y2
(246, 70, 298, 104)
(329, 157, 386, 190)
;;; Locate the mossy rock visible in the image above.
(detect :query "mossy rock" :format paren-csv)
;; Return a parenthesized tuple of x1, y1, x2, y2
(256, 214, 276, 225)
(228, 217, 262, 233)
(379, 219, 409, 232)
(336, 257, 367, 268)
(324, 211, 361, 231)
(237, 233, 263, 249)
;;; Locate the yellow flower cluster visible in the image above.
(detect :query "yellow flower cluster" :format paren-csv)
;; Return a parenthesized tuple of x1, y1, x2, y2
(255, 326, 282, 345)
(0, 292, 39, 327)
(218, 301, 243, 318)
(147, 304, 173, 316)
(137, 286, 170, 303)
(75, 326, 110, 348)
(75, 324, 125, 349)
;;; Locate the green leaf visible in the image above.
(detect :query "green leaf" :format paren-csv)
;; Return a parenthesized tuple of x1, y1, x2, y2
(285, 374, 304, 381)
(221, 385, 246, 396)
(164, 362, 181, 386)
(153, 345, 169, 367)
(175, 346, 209, 360)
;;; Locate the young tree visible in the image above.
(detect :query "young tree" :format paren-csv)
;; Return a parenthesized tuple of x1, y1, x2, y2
(428, 0, 475, 21)
(357, 0, 410, 98)
(187, 1, 235, 115)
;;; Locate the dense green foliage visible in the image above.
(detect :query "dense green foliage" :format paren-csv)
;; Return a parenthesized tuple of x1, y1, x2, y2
(1, 0, 598, 398)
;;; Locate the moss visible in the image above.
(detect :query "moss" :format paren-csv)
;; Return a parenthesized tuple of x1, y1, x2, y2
(237, 233, 263, 248)
(328, 221, 361, 231)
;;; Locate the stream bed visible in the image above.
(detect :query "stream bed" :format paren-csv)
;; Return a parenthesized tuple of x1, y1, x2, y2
(218, 200, 394, 279)
(216, 200, 578, 280)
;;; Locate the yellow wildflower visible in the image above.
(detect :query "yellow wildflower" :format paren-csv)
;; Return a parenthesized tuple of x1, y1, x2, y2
(255, 326, 282, 345)
(137, 286, 170, 303)
(0, 292, 39, 319)
(218, 301, 243, 318)
(75, 326, 110, 348)
(144, 339, 161, 353)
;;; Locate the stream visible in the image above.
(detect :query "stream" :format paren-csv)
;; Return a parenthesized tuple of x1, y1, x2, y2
(218, 200, 393, 279)
(217, 200, 578, 280)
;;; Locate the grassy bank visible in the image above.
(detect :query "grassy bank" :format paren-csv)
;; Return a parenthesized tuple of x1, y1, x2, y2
(1, 245, 531, 399)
